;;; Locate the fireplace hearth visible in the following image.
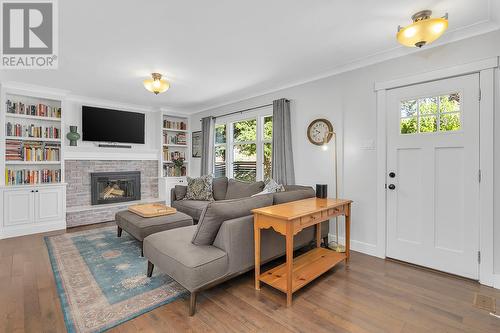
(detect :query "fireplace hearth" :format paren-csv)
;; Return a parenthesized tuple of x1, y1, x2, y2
(90, 171, 141, 205)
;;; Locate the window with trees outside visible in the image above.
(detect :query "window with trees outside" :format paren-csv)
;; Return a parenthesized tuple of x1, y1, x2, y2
(400, 92, 461, 134)
(214, 112, 272, 182)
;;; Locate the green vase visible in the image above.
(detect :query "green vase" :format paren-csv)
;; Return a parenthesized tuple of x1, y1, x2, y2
(67, 126, 80, 146)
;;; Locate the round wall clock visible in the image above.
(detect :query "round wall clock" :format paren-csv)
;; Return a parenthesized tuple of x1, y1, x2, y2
(307, 118, 334, 146)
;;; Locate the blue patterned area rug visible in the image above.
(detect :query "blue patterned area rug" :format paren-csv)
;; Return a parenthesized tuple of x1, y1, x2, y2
(45, 226, 187, 333)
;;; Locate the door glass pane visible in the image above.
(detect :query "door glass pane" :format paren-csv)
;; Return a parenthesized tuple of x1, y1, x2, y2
(233, 119, 257, 142)
(263, 142, 272, 181)
(439, 93, 460, 113)
(400, 100, 417, 118)
(440, 113, 461, 132)
(401, 117, 417, 134)
(214, 146, 226, 177)
(419, 116, 437, 133)
(264, 116, 273, 140)
(215, 124, 226, 144)
(233, 144, 256, 182)
(419, 97, 438, 115)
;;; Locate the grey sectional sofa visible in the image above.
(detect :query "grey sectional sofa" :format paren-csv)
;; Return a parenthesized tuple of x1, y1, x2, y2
(144, 177, 328, 315)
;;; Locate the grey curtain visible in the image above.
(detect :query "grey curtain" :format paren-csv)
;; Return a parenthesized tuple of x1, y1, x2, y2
(200, 116, 215, 176)
(272, 98, 295, 185)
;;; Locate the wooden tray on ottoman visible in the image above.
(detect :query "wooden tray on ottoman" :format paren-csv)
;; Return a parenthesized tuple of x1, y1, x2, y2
(128, 203, 177, 218)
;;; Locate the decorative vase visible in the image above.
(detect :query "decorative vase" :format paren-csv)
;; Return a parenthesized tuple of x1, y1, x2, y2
(66, 126, 80, 146)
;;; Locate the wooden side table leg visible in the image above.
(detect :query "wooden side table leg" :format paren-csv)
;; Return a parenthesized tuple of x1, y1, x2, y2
(316, 222, 322, 248)
(254, 219, 261, 290)
(286, 226, 294, 306)
(345, 205, 351, 264)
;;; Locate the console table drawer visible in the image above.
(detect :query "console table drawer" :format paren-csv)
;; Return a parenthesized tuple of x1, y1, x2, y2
(327, 206, 344, 217)
(300, 212, 323, 227)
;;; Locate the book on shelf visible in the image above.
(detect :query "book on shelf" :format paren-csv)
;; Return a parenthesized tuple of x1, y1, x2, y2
(6, 99, 61, 118)
(163, 120, 187, 130)
(6, 122, 60, 139)
(5, 168, 61, 185)
(5, 139, 60, 161)
(163, 164, 186, 177)
(162, 147, 186, 161)
(163, 132, 187, 145)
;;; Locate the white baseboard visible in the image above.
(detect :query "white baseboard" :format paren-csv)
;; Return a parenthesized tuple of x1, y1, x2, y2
(0, 221, 66, 239)
(328, 233, 380, 258)
(493, 274, 500, 290)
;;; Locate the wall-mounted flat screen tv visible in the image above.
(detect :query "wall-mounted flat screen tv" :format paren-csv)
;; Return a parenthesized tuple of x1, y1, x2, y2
(82, 106, 145, 144)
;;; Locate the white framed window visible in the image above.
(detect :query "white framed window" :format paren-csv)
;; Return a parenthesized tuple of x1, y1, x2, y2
(400, 92, 462, 134)
(214, 107, 272, 182)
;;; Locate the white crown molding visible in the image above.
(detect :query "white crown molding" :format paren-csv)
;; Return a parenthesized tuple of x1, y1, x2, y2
(159, 107, 191, 116)
(1, 81, 70, 98)
(185, 20, 500, 115)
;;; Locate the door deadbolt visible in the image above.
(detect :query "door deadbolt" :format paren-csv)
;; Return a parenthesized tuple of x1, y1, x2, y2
(389, 172, 396, 178)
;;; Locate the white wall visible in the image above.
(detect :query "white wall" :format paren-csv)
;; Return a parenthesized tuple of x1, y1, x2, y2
(63, 96, 160, 160)
(190, 30, 500, 271)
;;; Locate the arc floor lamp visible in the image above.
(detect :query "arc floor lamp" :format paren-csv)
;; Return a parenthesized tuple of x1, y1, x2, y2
(322, 130, 345, 253)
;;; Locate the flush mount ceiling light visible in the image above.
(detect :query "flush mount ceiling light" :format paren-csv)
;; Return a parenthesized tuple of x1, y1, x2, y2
(397, 10, 448, 48)
(143, 73, 170, 95)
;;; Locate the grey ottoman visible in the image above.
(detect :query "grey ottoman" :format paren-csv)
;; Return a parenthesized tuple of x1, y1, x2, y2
(115, 210, 193, 256)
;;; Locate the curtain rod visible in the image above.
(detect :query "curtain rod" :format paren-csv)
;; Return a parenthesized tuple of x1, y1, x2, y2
(215, 103, 273, 119)
(199, 103, 272, 121)
(199, 99, 290, 121)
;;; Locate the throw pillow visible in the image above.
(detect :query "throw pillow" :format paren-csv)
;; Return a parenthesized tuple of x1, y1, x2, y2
(192, 194, 273, 245)
(225, 179, 264, 199)
(252, 178, 285, 197)
(174, 185, 187, 200)
(184, 175, 214, 201)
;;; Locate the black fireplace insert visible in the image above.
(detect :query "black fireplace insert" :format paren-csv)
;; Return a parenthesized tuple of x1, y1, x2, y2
(90, 171, 141, 205)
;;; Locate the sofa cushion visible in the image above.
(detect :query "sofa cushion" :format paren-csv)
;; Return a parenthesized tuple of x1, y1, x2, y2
(212, 176, 228, 201)
(192, 194, 273, 246)
(143, 226, 228, 291)
(283, 185, 315, 192)
(174, 185, 187, 200)
(273, 187, 315, 205)
(115, 210, 193, 241)
(172, 200, 210, 221)
(225, 179, 264, 200)
(184, 175, 214, 201)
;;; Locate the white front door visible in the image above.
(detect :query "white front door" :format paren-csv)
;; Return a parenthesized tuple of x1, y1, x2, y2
(386, 74, 480, 279)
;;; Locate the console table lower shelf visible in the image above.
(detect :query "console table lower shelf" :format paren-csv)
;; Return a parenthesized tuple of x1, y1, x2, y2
(252, 197, 352, 306)
(259, 247, 346, 293)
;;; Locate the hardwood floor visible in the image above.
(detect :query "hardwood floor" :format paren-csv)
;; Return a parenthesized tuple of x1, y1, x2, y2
(1, 223, 499, 333)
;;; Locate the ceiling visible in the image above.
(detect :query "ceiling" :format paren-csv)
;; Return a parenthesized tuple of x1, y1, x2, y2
(1, 0, 498, 113)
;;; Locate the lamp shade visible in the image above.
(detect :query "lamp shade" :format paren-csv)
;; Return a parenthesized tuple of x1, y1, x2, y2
(397, 11, 448, 48)
(143, 73, 170, 95)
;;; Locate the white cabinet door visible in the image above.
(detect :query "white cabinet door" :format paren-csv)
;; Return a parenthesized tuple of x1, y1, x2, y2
(3, 189, 35, 226)
(35, 187, 64, 224)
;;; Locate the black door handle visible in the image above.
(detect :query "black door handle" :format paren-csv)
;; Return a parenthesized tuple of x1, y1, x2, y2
(388, 184, 396, 190)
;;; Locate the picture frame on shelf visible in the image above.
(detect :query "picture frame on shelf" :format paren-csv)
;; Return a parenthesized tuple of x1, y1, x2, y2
(192, 131, 202, 158)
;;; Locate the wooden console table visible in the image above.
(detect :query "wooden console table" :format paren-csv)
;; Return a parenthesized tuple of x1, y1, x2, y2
(252, 197, 352, 306)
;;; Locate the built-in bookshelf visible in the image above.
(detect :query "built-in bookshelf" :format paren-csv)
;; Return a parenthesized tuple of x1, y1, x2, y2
(2, 92, 64, 186)
(161, 114, 189, 178)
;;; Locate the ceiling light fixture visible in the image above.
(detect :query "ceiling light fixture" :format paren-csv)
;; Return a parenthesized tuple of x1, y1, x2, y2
(143, 73, 170, 95)
(397, 10, 448, 48)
